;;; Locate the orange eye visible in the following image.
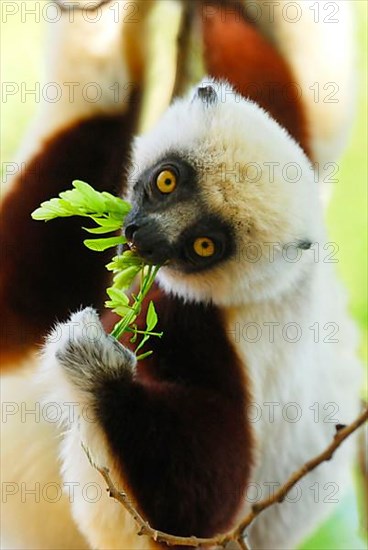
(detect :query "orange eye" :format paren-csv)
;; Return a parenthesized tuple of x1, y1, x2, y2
(193, 237, 216, 257)
(156, 169, 177, 194)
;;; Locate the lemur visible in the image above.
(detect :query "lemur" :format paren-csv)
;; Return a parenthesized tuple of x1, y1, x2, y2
(0, 1, 361, 549)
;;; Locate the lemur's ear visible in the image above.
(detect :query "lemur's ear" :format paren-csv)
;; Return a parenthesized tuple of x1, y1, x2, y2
(192, 85, 218, 106)
(297, 240, 312, 250)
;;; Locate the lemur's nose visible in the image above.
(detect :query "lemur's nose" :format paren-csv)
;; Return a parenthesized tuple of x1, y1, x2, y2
(124, 223, 139, 242)
(124, 219, 172, 265)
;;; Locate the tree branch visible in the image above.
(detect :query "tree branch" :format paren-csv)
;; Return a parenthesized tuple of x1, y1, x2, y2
(231, 406, 368, 538)
(84, 407, 368, 548)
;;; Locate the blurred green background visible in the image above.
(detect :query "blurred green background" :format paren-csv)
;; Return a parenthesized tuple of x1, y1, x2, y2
(1, 1, 367, 549)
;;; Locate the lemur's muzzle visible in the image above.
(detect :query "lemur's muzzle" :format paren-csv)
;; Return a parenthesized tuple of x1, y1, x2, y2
(125, 217, 172, 266)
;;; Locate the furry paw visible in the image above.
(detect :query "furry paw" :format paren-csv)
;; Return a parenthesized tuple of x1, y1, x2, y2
(42, 307, 136, 395)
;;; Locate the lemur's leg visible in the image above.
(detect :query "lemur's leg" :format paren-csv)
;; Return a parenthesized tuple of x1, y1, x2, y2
(39, 304, 253, 549)
(0, 0, 154, 369)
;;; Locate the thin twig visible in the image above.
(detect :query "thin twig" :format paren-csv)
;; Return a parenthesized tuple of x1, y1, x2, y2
(231, 406, 368, 538)
(84, 407, 368, 548)
(85, 455, 221, 547)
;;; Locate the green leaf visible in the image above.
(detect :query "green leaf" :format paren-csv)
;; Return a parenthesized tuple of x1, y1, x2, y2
(106, 287, 130, 305)
(106, 252, 143, 272)
(82, 225, 119, 235)
(112, 265, 141, 289)
(136, 350, 153, 361)
(56, 198, 80, 213)
(106, 260, 119, 272)
(83, 236, 126, 252)
(91, 216, 122, 229)
(31, 206, 55, 221)
(31, 198, 74, 220)
(101, 192, 131, 216)
(146, 301, 158, 332)
(59, 188, 89, 209)
(121, 250, 144, 264)
(73, 180, 106, 211)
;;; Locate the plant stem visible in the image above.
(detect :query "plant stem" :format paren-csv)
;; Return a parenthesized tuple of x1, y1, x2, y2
(126, 328, 163, 337)
(110, 265, 160, 341)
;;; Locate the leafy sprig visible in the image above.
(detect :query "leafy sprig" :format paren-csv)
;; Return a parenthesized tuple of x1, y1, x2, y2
(32, 180, 162, 358)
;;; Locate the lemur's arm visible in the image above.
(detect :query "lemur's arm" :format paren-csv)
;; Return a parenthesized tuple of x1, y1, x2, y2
(41, 297, 254, 540)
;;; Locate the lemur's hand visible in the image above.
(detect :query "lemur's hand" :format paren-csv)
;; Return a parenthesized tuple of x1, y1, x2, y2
(41, 308, 136, 399)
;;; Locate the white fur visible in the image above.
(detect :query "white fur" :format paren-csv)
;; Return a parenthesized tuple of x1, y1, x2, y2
(227, 261, 361, 548)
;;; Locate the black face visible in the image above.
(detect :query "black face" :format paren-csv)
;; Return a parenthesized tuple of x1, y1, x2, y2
(124, 154, 234, 273)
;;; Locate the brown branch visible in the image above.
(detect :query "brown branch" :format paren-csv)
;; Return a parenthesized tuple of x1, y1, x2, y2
(230, 406, 368, 538)
(97, 465, 220, 547)
(84, 407, 368, 548)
